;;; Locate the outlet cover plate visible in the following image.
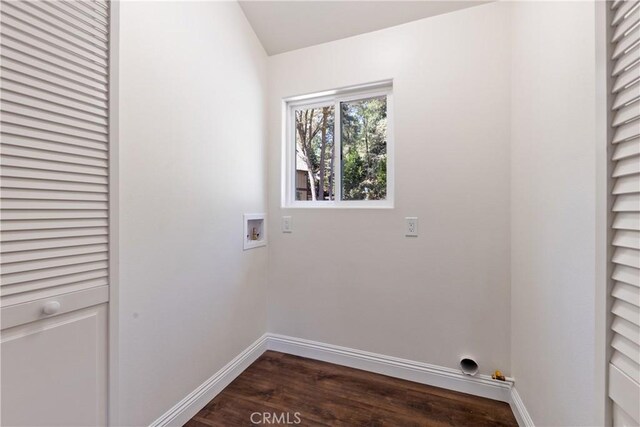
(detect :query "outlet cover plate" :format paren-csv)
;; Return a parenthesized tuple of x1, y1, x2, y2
(405, 217, 418, 237)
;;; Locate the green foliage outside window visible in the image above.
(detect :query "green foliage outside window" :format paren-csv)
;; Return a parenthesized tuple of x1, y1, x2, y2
(294, 95, 387, 202)
(341, 97, 387, 200)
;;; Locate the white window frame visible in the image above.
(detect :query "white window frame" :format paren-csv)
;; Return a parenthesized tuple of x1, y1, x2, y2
(282, 80, 394, 208)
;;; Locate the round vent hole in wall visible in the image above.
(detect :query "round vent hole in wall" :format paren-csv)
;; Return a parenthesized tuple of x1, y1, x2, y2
(459, 357, 479, 376)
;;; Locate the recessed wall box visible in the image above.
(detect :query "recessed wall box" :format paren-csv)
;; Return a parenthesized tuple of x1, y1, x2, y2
(243, 213, 266, 250)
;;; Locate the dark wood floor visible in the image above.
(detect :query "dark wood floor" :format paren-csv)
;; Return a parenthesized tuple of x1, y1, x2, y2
(185, 351, 518, 427)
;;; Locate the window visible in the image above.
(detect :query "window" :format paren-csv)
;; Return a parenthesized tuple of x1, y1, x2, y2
(283, 81, 393, 208)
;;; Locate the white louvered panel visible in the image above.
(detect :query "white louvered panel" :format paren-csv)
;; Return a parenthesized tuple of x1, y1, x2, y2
(0, 81, 108, 119)
(1, 200, 107, 211)
(5, 0, 109, 38)
(0, 166, 108, 185)
(0, 235, 108, 254)
(1, 113, 108, 143)
(613, 137, 640, 160)
(0, 177, 107, 193)
(1, 260, 107, 287)
(613, 264, 640, 287)
(611, 64, 639, 94)
(614, 212, 640, 230)
(613, 247, 640, 269)
(1, 91, 108, 125)
(613, 5, 640, 42)
(1, 56, 108, 101)
(1, 268, 107, 296)
(1, 123, 108, 150)
(612, 333, 640, 364)
(612, 119, 640, 143)
(9, 0, 108, 44)
(613, 174, 640, 194)
(0, 243, 107, 264)
(612, 351, 640, 385)
(1, 47, 108, 91)
(613, 299, 640, 327)
(0, 13, 107, 65)
(614, 401, 639, 427)
(1, 103, 107, 135)
(0, 28, 106, 77)
(63, 1, 109, 21)
(0, 3, 108, 56)
(613, 282, 640, 306)
(2, 252, 107, 275)
(0, 37, 106, 83)
(611, 359, 640, 424)
(1, 68, 107, 109)
(2, 189, 107, 202)
(93, 0, 108, 10)
(0, 145, 107, 168)
(1, 146, 107, 170)
(0, 29, 107, 79)
(1, 227, 108, 243)
(612, 45, 640, 76)
(8, 1, 108, 46)
(1, 210, 107, 220)
(1, 155, 107, 176)
(1, 134, 107, 159)
(0, 0, 110, 311)
(614, 1, 640, 26)
(614, 1, 639, 25)
(613, 84, 640, 110)
(613, 193, 640, 212)
(613, 230, 640, 249)
(613, 99, 640, 125)
(52, 1, 108, 28)
(612, 318, 640, 353)
(611, 6, 640, 425)
(613, 155, 640, 177)
(1, 218, 108, 231)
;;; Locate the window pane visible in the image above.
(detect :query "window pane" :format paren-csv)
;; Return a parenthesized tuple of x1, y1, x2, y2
(341, 96, 387, 200)
(294, 106, 335, 201)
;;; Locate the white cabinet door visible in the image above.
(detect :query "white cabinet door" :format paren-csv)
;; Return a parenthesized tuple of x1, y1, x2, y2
(1, 304, 108, 427)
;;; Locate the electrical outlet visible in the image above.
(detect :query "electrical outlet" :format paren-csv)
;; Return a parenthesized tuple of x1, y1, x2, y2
(282, 216, 293, 233)
(405, 217, 418, 237)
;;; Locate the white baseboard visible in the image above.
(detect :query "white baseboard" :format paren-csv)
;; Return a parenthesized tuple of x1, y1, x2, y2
(509, 387, 534, 427)
(267, 333, 513, 404)
(149, 334, 268, 427)
(150, 333, 527, 427)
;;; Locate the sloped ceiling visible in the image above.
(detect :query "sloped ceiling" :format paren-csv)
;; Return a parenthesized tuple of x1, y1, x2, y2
(239, 1, 491, 55)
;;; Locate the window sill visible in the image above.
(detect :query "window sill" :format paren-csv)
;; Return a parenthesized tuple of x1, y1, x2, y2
(282, 201, 394, 209)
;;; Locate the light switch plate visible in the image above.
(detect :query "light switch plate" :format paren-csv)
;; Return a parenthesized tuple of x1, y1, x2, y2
(405, 217, 418, 237)
(282, 216, 292, 233)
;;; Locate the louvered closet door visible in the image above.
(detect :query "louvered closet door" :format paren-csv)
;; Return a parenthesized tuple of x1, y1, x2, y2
(609, 1, 640, 426)
(0, 1, 111, 425)
(0, 0, 109, 308)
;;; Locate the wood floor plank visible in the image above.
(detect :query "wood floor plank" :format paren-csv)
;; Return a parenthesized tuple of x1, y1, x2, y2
(185, 351, 518, 427)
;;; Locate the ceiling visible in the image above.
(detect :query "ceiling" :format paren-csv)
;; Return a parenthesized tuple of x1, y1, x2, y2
(239, 1, 490, 56)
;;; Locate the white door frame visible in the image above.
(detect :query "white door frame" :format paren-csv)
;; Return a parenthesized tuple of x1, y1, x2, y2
(108, 1, 121, 425)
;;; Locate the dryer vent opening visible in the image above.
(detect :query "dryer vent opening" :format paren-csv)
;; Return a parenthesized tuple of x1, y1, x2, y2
(460, 358, 479, 376)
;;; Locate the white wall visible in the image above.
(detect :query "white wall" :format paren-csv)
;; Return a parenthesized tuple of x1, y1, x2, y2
(267, 2, 512, 376)
(510, 2, 598, 426)
(113, 2, 601, 425)
(117, 2, 268, 425)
